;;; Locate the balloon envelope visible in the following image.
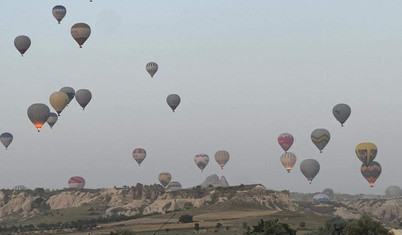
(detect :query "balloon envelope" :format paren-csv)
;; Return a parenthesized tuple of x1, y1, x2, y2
(132, 148, 146, 166)
(47, 113, 58, 129)
(71, 23, 91, 48)
(355, 142, 377, 165)
(214, 150, 230, 169)
(75, 89, 92, 110)
(14, 35, 31, 56)
(68, 176, 85, 189)
(158, 172, 172, 187)
(311, 129, 330, 153)
(146, 62, 158, 78)
(60, 87, 75, 104)
(49, 91, 69, 115)
(361, 161, 381, 187)
(300, 159, 320, 183)
(0, 132, 13, 150)
(333, 103, 351, 127)
(280, 152, 297, 173)
(194, 154, 209, 172)
(166, 94, 181, 112)
(27, 103, 50, 132)
(52, 5, 66, 24)
(166, 181, 182, 191)
(278, 133, 294, 152)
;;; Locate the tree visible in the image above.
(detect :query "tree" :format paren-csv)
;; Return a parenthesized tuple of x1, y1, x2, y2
(345, 215, 388, 235)
(317, 216, 347, 235)
(248, 219, 296, 235)
(194, 223, 200, 232)
(216, 223, 222, 229)
(179, 214, 193, 223)
(299, 222, 306, 229)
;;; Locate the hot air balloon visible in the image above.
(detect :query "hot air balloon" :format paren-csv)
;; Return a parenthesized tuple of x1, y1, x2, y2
(0, 132, 13, 150)
(166, 181, 182, 191)
(49, 91, 69, 116)
(280, 152, 297, 173)
(322, 188, 334, 198)
(311, 129, 330, 153)
(52, 5, 66, 24)
(75, 89, 92, 110)
(278, 133, 294, 152)
(14, 35, 31, 56)
(47, 113, 58, 129)
(158, 172, 171, 187)
(355, 142, 377, 165)
(132, 148, 146, 166)
(361, 161, 381, 187)
(385, 186, 402, 198)
(333, 103, 351, 127)
(68, 176, 85, 189)
(214, 150, 230, 169)
(300, 159, 320, 184)
(71, 23, 91, 48)
(60, 87, 75, 104)
(312, 193, 330, 202)
(194, 154, 209, 172)
(146, 62, 158, 78)
(167, 94, 181, 112)
(27, 104, 50, 132)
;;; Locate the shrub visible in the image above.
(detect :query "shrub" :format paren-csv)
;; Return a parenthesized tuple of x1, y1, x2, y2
(179, 214, 193, 223)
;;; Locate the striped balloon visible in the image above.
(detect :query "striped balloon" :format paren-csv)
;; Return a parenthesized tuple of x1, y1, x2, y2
(355, 142, 377, 165)
(280, 152, 297, 173)
(132, 148, 146, 166)
(166, 181, 182, 191)
(194, 154, 209, 172)
(146, 62, 158, 78)
(68, 176, 85, 189)
(71, 23, 91, 48)
(0, 132, 13, 150)
(214, 150, 230, 169)
(52, 5, 66, 24)
(278, 133, 294, 152)
(311, 129, 330, 153)
(361, 161, 381, 187)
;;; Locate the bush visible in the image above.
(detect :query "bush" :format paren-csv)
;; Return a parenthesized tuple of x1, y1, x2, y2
(299, 221, 306, 229)
(179, 214, 193, 223)
(248, 219, 296, 235)
(216, 223, 222, 229)
(194, 223, 200, 231)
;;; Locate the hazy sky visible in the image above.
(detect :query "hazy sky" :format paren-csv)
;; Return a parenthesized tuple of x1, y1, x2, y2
(0, 1, 401, 195)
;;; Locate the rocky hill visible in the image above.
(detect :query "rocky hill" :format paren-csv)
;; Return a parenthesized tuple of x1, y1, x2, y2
(0, 184, 293, 225)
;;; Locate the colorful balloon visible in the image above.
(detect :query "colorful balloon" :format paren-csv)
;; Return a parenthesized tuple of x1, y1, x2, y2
(14, 35, 31, 56)
(158, 172, 172, 187)
(166, 181, 182, 191)
(278, 133, 294, 152)
(68, 176, 85, 189)
(146, 62, 158, 78)
(300, 159, 320, 184)
(333, 103, 351, 127)
(355, 142, 377, 165)
(52, 5, 66, 24)
(60, 87, 75, 104)
(27, 104, 50, 132)
(167, 94, 181, 112)
(0, 132, 13, 150)
(311, 129, 330, 153)
(361, 161, 381, 187)
(75, 89, 92, 110)
(47, 113, 58, 129)
(194, 154, 209, 172)
(132, 148, 146, 166)
(280, 152, 297, 173)
(71, 23, 91, 48)
(214, 150, 230, 169)
(49, 91, 69, 115)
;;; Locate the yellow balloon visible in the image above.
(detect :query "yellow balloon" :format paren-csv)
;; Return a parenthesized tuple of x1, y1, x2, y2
(355, 142, 377, 165)
(49, 91, 69, 115)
